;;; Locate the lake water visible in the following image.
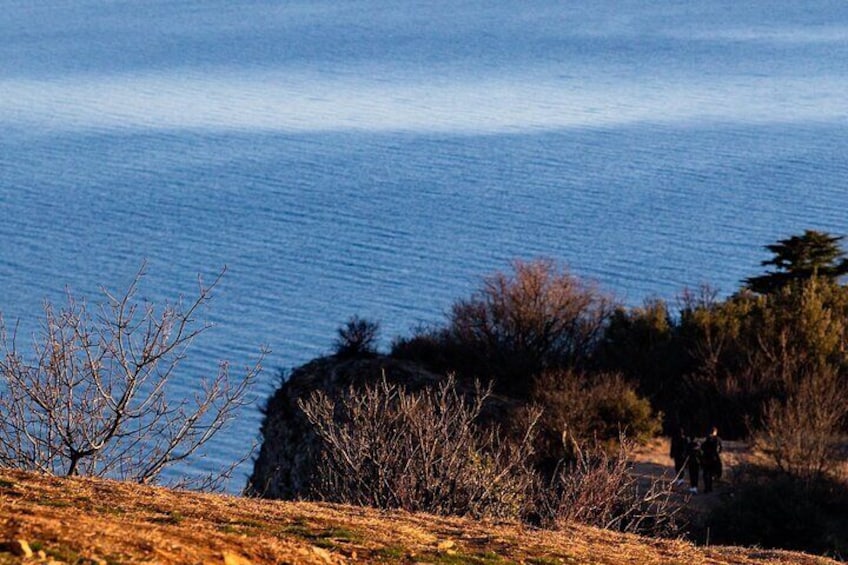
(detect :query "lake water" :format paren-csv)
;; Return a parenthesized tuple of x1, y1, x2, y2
(1, 1, 847, 490)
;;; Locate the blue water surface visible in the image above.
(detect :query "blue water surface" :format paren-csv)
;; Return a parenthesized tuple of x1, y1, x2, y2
(1, 0, 847, 490)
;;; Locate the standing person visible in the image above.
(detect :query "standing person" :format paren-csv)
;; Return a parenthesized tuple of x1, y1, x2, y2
(701, 426, 723, 493)
(669, 427, 688, 485)
(686, 435, 701, 494)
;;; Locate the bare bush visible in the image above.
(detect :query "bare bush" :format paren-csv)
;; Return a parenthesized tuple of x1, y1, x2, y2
(537, 436, 681, 537)
(0, 265, 263, 487)
(298, 375, 539, 520)
(448, 258, 616, 394)
(298, 374, 679, 536)
(756, 367, 847, 482)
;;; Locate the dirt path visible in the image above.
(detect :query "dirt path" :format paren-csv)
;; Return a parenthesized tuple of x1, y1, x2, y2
(630, 437, 751, 525)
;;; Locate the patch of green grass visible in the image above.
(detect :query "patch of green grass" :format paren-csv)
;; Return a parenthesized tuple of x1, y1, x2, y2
(321, 527, 360, 542)
(526, 557, 563, 565)
(422, 550, 512, 564)
(44, 544, 82, 563)
(152, 511, 185, 525)
(5, 541, 105, 565)
(104, 555, 126, 565)
(377, 545, 406, 559)
(218, 517, 266, 534)
(96, 505, 127, 516)
(277, 515, 310, 536)
(277, 519, 361, 548)
(279, 522, 313, 538)
(217, 522, 261, 538)
(312, 538, 339, 550)
(38, 498, 73, 508)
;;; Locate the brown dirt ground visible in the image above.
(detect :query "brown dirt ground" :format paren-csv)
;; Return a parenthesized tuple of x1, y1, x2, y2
(0, 461, 839, 565)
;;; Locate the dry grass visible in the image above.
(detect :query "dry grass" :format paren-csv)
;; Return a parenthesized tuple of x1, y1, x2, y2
(0, 466, 838, 565)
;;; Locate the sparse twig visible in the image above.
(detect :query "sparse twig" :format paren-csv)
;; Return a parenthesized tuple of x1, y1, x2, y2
(0, 264, 264, 487)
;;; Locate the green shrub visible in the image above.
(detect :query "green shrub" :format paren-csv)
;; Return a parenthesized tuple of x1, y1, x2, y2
(333, 316, 381, 358)
(529, 370, 660, 472)
(707, 468, 848, 558)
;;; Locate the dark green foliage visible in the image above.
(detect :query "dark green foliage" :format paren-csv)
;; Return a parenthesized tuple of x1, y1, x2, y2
(587, 376, 661, 444)
(530, 370, 660, 471)
(707, 468, 848, 559)
(599, 273, 848, 440)
(597, 299, 678, 384)
(744, 230, 848, 294)
(673, 289, 768, 438)
(597, 287, 765, 438)
(391, 326, 476, 379)
(595, 299, 693, 432)
(334, 316, 381, 358)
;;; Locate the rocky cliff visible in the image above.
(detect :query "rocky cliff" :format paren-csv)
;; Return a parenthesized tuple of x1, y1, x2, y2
(246, 354, 443, 498)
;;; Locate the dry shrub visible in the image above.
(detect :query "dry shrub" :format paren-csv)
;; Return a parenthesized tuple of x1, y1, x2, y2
(298, 375, 539, 520)
(755, 367, 848, 483)
(299, 375, 679, 536)
(535, 436, 680, 537)
(447, 258, 615, 395)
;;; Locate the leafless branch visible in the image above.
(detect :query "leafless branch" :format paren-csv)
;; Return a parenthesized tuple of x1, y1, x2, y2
(0, 265, 264, 488)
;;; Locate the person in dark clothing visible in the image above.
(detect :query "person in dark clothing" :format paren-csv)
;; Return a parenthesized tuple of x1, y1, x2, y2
(700, 426, 723, 493)
(669, 427, 688, 484)
(686, 435, 701, 494)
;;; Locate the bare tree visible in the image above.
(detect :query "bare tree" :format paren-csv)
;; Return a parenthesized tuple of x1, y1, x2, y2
(0, 265, 263, 486)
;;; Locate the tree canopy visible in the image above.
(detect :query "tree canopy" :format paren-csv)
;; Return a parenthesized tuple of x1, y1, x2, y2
(744, 230, 848, 294)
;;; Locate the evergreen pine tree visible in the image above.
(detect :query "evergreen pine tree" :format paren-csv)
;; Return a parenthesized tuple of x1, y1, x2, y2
(744, 230, 848, 294)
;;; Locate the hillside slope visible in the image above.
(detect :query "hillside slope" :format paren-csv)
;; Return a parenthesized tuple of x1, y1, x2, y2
(0, 468, 837, 565)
